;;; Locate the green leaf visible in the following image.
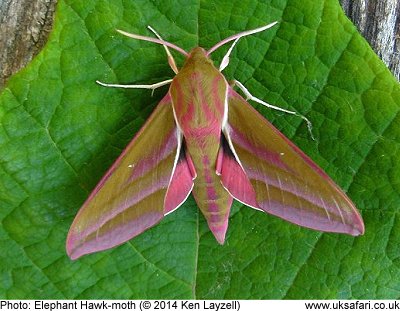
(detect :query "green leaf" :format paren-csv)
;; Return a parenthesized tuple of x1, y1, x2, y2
(1, 0, 399, 299)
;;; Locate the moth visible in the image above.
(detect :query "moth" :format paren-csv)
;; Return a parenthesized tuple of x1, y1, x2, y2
(67, 23, 364, 259)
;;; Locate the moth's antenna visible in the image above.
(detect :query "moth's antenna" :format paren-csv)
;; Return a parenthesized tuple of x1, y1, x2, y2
(207, 21, 278, 56)
(116, 29, 188, 57)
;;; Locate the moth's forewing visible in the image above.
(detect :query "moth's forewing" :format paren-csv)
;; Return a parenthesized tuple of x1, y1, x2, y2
(67, 95, 181, 259)
(225, 88, 364, 235)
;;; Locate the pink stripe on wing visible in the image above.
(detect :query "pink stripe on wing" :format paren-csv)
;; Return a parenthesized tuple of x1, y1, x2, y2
(76, 173, 172, 240)
(127, 127, 178, 182)
(228, 124, 291, 172)
(68, 211, 162, 259)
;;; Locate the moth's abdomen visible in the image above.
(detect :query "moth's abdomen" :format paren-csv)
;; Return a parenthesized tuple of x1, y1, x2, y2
(189, 149, 233, 244)
(194, 192, 232, 244)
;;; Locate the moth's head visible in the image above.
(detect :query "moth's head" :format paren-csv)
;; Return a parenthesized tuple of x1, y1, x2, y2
(186, 47, 213, 65)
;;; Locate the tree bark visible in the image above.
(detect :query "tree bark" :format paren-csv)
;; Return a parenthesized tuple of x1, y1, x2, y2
(0, 0, 399, 89)
(0, 0, 57, 88)
(340, 0, 400, 80)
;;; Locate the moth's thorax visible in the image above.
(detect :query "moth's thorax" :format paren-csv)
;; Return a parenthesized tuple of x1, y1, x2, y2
(169, 47, 228, 137)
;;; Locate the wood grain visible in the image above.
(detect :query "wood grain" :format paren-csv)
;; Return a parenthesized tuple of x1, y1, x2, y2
(340, 0, 400, 79)
(0, 0, 57, 88)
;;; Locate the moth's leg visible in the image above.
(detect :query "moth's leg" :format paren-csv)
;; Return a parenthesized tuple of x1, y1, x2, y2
(96, 79, 173, 96)
(219, 38, 240, 71)
(232, 79, 314, 139)
(147, 26, 179, 74)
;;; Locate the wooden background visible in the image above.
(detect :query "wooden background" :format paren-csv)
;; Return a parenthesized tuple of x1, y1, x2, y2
(0, 0, 399, 89)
